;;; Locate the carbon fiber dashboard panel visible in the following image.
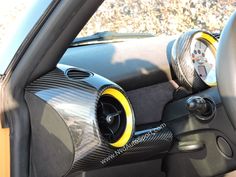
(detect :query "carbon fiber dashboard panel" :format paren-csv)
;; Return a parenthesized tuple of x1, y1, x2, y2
(25, 64, 173, 176)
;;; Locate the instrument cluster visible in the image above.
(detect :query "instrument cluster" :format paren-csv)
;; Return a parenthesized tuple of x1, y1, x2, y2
(171, 30, 218, 91)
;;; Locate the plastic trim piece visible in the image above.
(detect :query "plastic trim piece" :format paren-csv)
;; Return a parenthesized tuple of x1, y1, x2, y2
(216, 11, 236, 130)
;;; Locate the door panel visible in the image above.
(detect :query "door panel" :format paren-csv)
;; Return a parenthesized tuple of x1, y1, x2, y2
(0, 126, 10, 177)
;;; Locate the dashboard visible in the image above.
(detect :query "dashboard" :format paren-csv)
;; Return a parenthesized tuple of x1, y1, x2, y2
(25, 30, 221, 177)
(60, 30, 218, 92)
(60, 35, 174, 91)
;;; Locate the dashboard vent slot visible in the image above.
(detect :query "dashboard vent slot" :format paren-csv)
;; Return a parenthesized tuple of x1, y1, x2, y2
(97, 95, 126, 144)
(67, 69, 91, 80)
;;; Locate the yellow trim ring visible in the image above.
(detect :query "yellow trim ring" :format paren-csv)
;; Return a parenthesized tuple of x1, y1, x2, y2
(194, 32, 218, 49)
(101, 88, 134, 148)
(193, 32, 218, 87)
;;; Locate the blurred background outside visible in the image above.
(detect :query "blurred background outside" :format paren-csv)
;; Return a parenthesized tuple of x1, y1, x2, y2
(0, 0, 235, 43)
(79, 0, 236, 36)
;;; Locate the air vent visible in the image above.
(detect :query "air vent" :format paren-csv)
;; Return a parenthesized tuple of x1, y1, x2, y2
(67, 69, 91, 80)
(97, 95, 126, 144)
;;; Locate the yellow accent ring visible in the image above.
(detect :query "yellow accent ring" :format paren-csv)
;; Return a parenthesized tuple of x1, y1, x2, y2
(194, 32, 218, 49)
(101, 88, 134, 148)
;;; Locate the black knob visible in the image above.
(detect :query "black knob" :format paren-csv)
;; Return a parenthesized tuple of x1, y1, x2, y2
(186, 96, 207, 114)
(186, 96, 215, 121)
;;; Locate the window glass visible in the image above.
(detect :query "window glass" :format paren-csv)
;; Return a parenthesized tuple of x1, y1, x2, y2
(79, 0, 235, 37)
(0, 0, 52, 75)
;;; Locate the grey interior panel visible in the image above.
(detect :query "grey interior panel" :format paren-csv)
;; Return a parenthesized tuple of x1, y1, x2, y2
(68, 159, 165, 177)
(127, 81, 178, 125)
(60, 36, 176, 90)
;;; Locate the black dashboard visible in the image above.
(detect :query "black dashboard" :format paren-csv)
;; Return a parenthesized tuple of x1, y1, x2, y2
(59, 35, 175, 91)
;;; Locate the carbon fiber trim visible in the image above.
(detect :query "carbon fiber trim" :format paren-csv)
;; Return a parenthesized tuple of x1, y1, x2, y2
(171, 30, 218, 92)
(25, 64, 173, 176)
(107, 126, 173, 166)
(129, 127, 173, 152)
(26, 65, 120, 173)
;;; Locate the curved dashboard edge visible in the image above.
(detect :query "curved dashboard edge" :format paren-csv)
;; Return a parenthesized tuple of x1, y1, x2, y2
(60, 36, 176, 91)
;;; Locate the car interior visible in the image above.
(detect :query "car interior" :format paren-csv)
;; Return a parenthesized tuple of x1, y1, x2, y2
(1, 0, 236, 177)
